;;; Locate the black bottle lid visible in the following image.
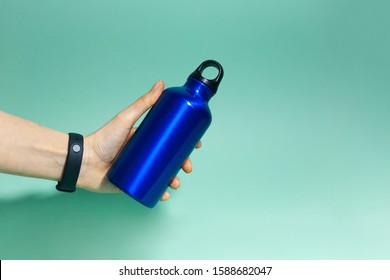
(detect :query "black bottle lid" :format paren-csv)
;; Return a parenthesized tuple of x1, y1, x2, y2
(189, 60, 224, 93)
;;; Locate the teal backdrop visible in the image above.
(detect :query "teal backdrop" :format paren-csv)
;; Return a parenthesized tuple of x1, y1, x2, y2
(1, 0, 390, 259)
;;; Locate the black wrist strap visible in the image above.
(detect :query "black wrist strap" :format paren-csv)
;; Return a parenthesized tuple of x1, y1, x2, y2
(56, 133, 84, 192)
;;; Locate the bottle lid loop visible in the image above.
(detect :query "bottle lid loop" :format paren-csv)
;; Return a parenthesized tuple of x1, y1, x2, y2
(189, 60, 224, 93)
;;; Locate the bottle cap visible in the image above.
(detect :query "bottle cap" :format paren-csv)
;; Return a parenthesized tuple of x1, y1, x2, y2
(189, 60, 224, 93)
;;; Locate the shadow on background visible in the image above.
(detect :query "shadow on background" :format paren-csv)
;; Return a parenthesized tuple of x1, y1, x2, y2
(0, 188, 167, 259)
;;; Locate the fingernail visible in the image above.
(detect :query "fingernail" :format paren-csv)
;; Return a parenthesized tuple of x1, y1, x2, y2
(152, 80, 162, 90)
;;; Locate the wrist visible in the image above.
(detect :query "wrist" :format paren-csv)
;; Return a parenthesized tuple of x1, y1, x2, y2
(76, 135, 92, 188)
(29, 128, 68, 181)
(76, 135, 107, 190)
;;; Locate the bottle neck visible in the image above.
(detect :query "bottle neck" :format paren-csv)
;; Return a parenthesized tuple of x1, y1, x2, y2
(184, 77, 215, 102)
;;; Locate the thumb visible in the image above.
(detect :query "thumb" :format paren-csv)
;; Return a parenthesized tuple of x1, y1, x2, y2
(121, 80, 164, 125)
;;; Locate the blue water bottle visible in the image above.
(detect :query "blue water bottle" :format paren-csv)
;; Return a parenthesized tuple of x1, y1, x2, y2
(108, 60, 224, 208)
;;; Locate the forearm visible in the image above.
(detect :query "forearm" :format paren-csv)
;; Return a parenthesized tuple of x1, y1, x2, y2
(0, 110, 68, 182)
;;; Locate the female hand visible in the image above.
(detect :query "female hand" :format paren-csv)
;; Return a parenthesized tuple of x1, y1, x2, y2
(77, 80, 201, 201)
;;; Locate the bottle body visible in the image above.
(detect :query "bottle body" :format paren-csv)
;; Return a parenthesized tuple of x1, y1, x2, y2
(108, 77, 213, 208)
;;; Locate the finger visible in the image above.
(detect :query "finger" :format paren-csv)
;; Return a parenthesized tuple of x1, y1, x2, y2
(128, 80, 164, 122)
(182, 158, 192, 173)
(161, 191, 170, 201)
(169, 176, 180, 189)
(195, 141, 202, 149)
(117, 80, 164, 126)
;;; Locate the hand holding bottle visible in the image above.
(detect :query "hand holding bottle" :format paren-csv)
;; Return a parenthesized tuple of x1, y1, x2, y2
(108, 60, 224, 207)
(77, 80, 201, 201)
(0, 61, 220, 205)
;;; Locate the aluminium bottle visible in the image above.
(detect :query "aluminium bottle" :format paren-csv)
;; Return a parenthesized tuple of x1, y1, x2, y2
(107, 60, 224, 208)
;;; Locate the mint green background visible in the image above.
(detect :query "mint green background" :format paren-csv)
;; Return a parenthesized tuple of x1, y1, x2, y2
(1, 0, 390, 259)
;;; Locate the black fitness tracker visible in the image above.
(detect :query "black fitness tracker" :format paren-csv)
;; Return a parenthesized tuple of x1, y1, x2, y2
(56, 133, 84, 192)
